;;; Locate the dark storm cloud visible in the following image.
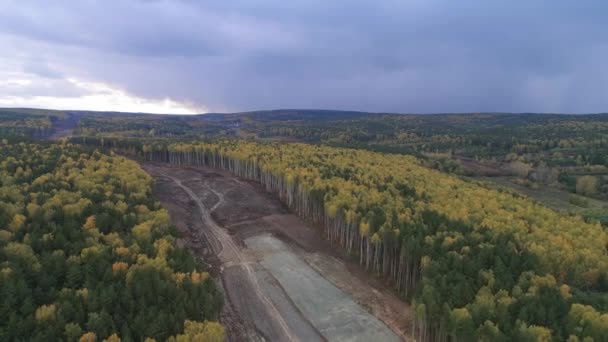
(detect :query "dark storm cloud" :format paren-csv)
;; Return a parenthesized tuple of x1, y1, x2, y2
(1, 0, 607, 113)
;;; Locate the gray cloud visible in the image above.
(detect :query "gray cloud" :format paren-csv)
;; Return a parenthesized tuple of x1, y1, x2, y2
(22, 60, 63, 79)
(0, 0, 607, 113)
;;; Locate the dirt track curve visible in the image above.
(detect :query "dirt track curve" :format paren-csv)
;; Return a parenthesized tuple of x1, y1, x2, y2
(160, 174, 298, 341)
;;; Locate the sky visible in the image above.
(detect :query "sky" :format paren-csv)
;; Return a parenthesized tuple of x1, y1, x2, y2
(1, 0, 607, 114)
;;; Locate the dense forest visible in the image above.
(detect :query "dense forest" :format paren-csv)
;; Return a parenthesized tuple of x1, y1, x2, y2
(4, 108, 608, 341)
(73, 110, 608, 165)
(252, 113, 608, 157)
(244, 112, 608, 205)
(0, 142, 224, 341)
(72, 110, 608, 224)
(75, 114, 236, 139)
(131, 140, 608, 341)
(0, 108, 66, 138)
(72, 110, 608, 171)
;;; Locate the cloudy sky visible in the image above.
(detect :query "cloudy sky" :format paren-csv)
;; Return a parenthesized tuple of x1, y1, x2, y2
(1, 1, 607, 114)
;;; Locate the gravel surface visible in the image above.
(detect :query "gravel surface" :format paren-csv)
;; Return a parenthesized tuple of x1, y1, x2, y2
(246, 234, 401, 342)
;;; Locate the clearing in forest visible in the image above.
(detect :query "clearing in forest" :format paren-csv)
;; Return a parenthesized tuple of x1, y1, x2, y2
(141, 162, 409, 342)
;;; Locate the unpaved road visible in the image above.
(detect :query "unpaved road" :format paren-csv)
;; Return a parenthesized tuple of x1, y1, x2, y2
(159, 174, 299, 341)
(141, 162, 410, 341)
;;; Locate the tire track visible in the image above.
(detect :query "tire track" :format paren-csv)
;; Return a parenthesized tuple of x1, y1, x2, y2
(160, 173, 298, 342)
(204, 182, 225, 212)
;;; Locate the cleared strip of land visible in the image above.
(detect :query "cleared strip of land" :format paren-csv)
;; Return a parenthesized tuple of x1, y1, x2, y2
(141, 162, 410, 341)
(246, 234, 400, 342)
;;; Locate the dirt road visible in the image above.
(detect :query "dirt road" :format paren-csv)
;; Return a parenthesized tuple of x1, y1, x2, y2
(159, 174, 299, 341)
(142, 162, 410, 341)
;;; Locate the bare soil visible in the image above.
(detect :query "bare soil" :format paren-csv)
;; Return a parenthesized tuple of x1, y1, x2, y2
(140, 162, 411, 341)
(454, 156, 507, 177)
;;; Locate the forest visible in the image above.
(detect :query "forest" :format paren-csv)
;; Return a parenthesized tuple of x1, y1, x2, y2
(0, 108, 66, 138)
(3, 108, 608, 341)
(73, 110, 608, 164)
(72, 110, 608, 225)
(0, 142, 224, 341)
(131, 140, 608, 341)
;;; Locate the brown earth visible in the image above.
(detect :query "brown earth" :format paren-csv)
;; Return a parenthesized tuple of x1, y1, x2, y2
(454, 156, 506, 177)
(140, 162, 411, 341)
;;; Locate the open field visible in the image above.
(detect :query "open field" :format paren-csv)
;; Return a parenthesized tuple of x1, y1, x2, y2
(140, 162, 409, 341)
(477, 176, 608, 212)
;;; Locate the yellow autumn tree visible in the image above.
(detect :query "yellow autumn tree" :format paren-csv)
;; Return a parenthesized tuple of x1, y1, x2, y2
(170, 320, 224, 342)
(576, 176, 597, 196)
(35, 304, 56, 322)
(79, 332, 97, 342)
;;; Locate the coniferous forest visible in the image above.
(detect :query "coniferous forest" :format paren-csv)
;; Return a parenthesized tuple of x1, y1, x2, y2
(0, 142, 224, 341)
